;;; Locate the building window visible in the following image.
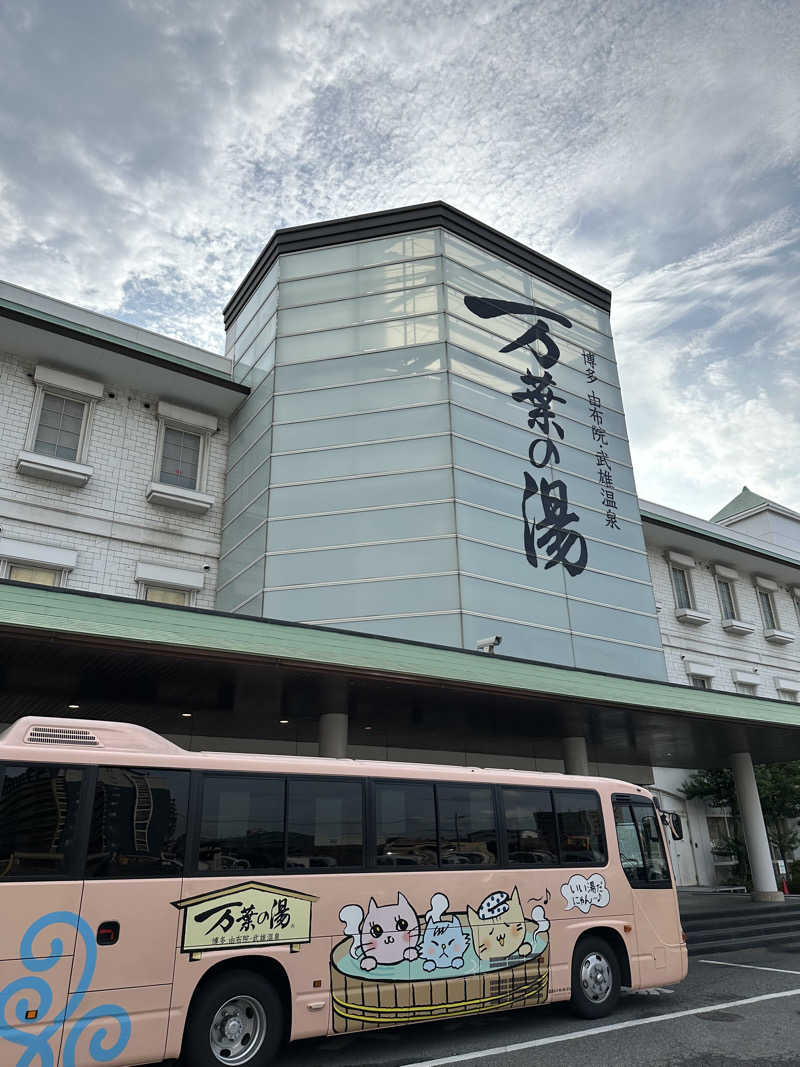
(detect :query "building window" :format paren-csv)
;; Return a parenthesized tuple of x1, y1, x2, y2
(16, 366, 103, 487)
(716, 578, 737, 620)
(7, 564, 61, 587)
(707, 814, 737, 865)
(146, 401, 217, 516)
(158, 427, 202, 491)
(691, 676, 711, 690)
(33, 393, 86, 461)
(758, 589, 778, 630)
(735, 682, 756, 697)
(671, 566, 693, 610)
(143, 585, 189, 606)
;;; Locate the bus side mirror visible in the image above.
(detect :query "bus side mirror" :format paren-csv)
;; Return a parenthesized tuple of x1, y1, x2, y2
(670, 813, 684, 841)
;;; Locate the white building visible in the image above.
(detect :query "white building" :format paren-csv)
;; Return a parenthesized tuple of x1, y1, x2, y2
(1, 204, 798, 899)
(642, 490, 800, 886)
(0, 278, 244, 606)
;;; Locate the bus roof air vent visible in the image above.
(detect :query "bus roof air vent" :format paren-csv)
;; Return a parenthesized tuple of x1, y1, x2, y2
(24, 724, 102, 747)
(0, 716, 186, 754)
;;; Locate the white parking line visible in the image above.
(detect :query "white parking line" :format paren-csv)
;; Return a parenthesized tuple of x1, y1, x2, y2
(398, 987, 800, 1066)
(698, 959, 800, 976)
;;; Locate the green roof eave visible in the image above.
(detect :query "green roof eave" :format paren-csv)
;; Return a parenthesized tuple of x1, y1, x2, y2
(0, 297, 247, 395)
(1, 581, 799, 733)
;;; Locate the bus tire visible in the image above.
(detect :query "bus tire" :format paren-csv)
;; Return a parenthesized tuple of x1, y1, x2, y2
(182, 968, 284, 1066)
(569, 935, 621, 1019)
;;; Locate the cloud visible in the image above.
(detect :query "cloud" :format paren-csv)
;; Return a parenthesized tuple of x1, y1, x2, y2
(613, 208, 800, 516)
(0, 0, 797, 515)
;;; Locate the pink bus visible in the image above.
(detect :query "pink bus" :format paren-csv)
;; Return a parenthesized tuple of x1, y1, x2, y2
(0, 716, 687, 1066)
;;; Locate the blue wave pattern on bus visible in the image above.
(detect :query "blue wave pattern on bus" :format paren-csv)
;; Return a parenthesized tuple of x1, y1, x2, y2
(0, 911, 131, 1066)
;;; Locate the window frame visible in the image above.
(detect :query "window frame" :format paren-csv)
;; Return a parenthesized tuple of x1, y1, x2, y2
(371, 776, 439, 871)
(757, 588, 779, 631)
(612, 793, 672, 890)
(139, 584, 194, 607)
(670, 564, 694, 610)
(24, 380, 99, 468)
(734, 681, 757, 697)
(153, 418, 212, 495)
(188, 771, 368, 877)
(716, 577, 738, 620)
(196, 769, 287, 877)
(4, 562, 65, 588)
(499, 785, 608, 870)
(285, 773, 367, 874)
(0, 760, 93, 882)
(0, 764, 617, 882)
(690, 675, 711, 690)
(435, 780, 500, 870)
(84, 763, 192, 881)
(500, 784, 560, 868)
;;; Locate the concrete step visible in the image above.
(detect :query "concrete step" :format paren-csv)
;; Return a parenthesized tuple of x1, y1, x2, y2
(682, 905, 800, 933)
(688, 927, 800, 956)
(686, 917, 800, 944)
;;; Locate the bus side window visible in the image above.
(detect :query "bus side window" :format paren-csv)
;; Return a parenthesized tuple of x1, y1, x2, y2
(199, 774, 285, 873)
(502, 786, 558, 867)
(85, 767, 190, 879)
(437, 783, 497, 866)
(612, 797, 672, 888)
(0, 763, 84, 880)
(375, 780, 436, 867)
(287, 778, 364, 870)
(613, 801, 646, 883)
(554, 790, 607, 866)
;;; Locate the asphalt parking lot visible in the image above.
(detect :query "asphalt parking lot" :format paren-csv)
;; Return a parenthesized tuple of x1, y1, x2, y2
(151, 941, 800, 1067)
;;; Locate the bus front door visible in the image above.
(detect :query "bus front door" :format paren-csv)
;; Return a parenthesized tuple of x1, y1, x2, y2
(612, 796, 685, 986)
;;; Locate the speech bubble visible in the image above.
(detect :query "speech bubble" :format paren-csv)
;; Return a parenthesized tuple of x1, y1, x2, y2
(561, 873, 610, 914)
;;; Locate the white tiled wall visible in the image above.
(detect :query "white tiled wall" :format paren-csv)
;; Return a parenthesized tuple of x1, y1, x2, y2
(0, 350, 228, 606)
(646, 543, 800, 699)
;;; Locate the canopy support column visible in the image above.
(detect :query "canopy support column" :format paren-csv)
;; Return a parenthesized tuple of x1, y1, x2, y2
(731, 751, 782, 902)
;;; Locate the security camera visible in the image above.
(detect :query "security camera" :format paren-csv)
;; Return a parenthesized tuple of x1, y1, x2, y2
(476, 635, 503, 654)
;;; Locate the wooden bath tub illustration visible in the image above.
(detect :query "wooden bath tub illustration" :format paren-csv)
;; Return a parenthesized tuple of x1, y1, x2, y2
(330, 888, 550, 1032)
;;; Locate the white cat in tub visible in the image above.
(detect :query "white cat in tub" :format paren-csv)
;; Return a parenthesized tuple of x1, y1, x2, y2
(339, 893, 421, 971)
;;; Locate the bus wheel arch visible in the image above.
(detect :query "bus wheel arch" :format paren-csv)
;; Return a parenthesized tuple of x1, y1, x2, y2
(573, 926, 631, 986)
(182, 956, 292, 1063)
(569, 928, 628, 1019)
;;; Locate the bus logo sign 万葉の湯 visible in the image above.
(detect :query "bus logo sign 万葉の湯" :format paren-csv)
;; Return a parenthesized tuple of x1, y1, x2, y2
(172, 881, 318, 953)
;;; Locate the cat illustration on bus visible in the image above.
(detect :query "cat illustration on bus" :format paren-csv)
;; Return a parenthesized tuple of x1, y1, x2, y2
(336, 886, 550, 973)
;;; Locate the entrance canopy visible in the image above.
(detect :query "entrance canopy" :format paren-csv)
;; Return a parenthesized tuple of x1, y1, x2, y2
(1, 581, 799, 769)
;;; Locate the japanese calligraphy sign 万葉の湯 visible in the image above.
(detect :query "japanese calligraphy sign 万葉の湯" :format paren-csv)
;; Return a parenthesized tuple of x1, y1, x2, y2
(172, 881, 317, 953)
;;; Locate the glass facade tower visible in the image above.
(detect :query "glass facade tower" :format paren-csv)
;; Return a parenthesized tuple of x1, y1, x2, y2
(218, 209, 666, 681)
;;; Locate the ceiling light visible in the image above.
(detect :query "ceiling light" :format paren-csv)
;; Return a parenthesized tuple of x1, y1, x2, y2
(279, 719, 289, 725)
(67, 704, 80, 710)
(364, 725, 372, 731)
(181, 713, 192, 719)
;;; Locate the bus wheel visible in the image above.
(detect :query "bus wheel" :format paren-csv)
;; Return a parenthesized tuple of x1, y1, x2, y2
(183, 969, 284, 1066)
(569, 936, 621, 1019)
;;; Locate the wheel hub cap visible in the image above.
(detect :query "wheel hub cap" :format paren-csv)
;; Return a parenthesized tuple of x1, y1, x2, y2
(580, 951, 612, 1003)
(209, 995, 267, 1064)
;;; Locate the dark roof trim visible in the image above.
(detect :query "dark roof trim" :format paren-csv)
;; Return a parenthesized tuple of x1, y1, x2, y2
(224, 202, 612, 330)
(641, 512, 800, 573)
(0, 304, 249, 396)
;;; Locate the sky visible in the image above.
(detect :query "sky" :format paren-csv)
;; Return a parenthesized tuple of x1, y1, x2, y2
(1, 0, 798, 520)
